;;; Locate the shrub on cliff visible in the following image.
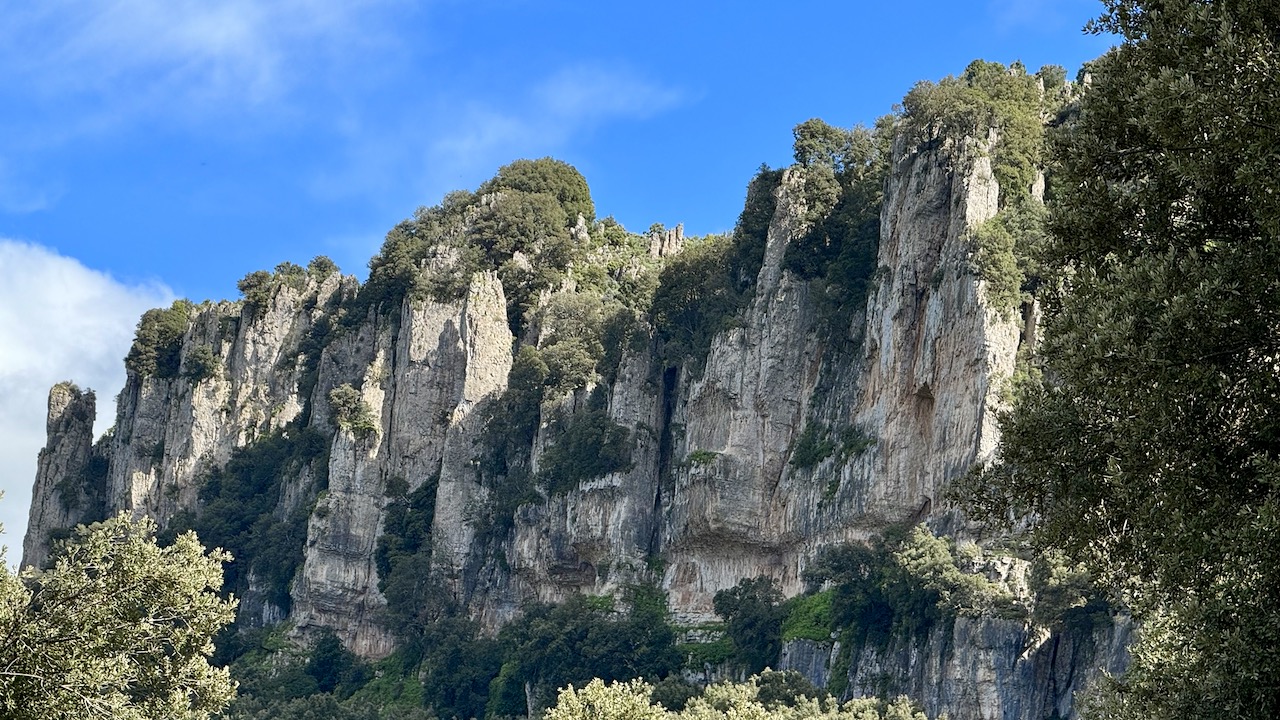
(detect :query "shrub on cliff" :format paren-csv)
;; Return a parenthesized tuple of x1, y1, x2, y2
(478, 157, 595, 224)
(125, 300, 193, 378)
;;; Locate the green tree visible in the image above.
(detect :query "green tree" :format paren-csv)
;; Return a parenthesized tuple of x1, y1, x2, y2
(960, 2, 1280, 718)
(479, 157, 595, 223)
(713, 577, 785, 674)
(488, 589, 682, 717)
(125, 300, 193, 378)
(543, 674, 928, 720)
(183, 345, 221, 383)
(792, 118, 857, 171)
(0, 513, 236, 720)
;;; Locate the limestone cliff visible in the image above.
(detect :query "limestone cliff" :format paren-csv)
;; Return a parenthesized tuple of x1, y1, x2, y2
(23, 99, 1124, 718)
(22, 382, 101, 565)
(779, 617, 1131, 720)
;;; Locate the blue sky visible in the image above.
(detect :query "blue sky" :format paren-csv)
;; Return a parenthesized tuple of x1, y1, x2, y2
(0, 0, 1116, 557)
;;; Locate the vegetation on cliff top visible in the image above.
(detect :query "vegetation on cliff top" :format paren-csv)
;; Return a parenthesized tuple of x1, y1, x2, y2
(900, 59, 1064, 315)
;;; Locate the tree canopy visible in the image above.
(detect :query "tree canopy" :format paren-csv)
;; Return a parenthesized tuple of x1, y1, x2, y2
(544, 675, 928, 720)
(0, 513, 236, 720)
(960, 2, 1280, 717)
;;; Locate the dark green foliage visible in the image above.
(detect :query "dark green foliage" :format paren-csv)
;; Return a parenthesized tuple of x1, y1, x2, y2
(167, 427, 330, 610)
(837, 425, 875, 459)
(599, 307, 644, 385)
(685, 450, 718, 466)
(650, 675, 699, 711)
(414, 617, 504, 720)
(183, 344, 220, 383)
(651, 235, 741, 369)
(789, 424, 837, 469)
(221, 693, 432, 720)
(793, 119, 861, 171)
(238, 270, 275, 309)
(901, 59, 1045, 202)
(538, 399, 634, 495)
(55, 442, 110, 519)
(678, 632, 734, 669)
(651, 168, 783, 371)
(220, 628, 418, 720)
(307, 255, 339, 280)
(782, 119, 890, 335)
(223, 589, 687, 719)
(124, 300, 192, 378)
(535, 291, 609, 396)
(358, 163, 593, 335)
(379, 553, 459, 659)
(361, 218, 436, 313)
(488, 586, 682, 716)
(470, 189, 576, 335)
(801, 527, 986, 646)
(273, 262, 308, 291)
(899, 60, 1056, 313)
(1027, 550, 1109, 632)
(482, 345, 549, 475)
(712, 577, 785, 674)
(730, 167, 785, 289)
(375, 475, 446, 651)
(962, 5, 1280, 716)
(238, 259, 338, 316)
(478, 157, 595, 224)
(753, 670, 829, 709)
(971, 195, 1049, 314)
(780, 590, 833, 642)
(305, 631, 370, 696)
(375, 476, 437, 582)
(296, 310, 338, 418)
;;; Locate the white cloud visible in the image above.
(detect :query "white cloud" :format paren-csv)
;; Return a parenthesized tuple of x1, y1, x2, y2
(0, 240, 172, 564)
(0, 0, 411, 159)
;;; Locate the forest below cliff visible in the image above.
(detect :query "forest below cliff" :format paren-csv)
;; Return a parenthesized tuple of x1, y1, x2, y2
(3, 1, 1279, 719)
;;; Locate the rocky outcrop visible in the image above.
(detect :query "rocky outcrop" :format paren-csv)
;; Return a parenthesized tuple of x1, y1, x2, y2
(291, 271, 514, 656)
(837, 616, 1131, 720)
(655, 129, 1020, 621)
(22, 111, 1120, 717)
(23, 383, 100, 565)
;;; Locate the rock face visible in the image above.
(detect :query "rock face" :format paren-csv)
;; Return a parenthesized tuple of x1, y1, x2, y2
(779, 617, 1132, 720)
(23, 382, 100, 565)
(22, 120, 1123, 717)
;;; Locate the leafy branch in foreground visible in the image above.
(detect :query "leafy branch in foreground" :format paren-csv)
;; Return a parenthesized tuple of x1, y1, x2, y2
(0, 512, 237, 720)
(959, 3, 1280, 718)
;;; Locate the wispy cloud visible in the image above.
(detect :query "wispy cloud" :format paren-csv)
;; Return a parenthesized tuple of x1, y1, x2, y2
(535, 65, 685, 123)
(0, 1, 413, 218)
(0, 240, 172, 560)
(306, 62, 685, 239)
(985, 0, 1087, 33)
(1, 0, 405, 115)
(0, 161, 61, 214)
(424, 64, 685, 196)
